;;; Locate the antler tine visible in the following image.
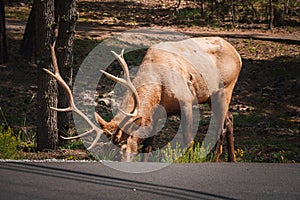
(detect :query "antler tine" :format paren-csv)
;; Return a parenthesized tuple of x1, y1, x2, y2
(100, 49, 140, 117)
(60, 129, 94, 140)
(111, 49, 130, 81)
(43, 42, 104, 150)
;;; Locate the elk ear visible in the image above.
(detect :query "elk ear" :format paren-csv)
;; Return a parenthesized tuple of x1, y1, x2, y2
(94, 112, 108, 128)
(131, 117, 143, 132)
(125, 117, 143, 134)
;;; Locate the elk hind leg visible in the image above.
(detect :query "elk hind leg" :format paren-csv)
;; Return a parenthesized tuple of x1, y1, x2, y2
(214, 112, 236, 162)
(225, 112, 235, 162)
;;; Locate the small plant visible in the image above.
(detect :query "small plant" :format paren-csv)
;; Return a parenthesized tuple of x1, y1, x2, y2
(235, 148, 245, 162)
(176, 142, 212, 163)
(19, 127, 36, 152)
(190, 142, 212, 163)
(161, 142, 184, 163)
(0, 125, 21, 159)
(271, 150, 288, 163)
(91, 143, 119, 161)
(63, 140, 85, 150)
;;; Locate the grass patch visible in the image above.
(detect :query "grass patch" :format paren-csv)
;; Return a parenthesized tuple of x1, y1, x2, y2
(62, 140, 85, 150)
(233, 112, 261, 127)
(148, 142, 213, 163)
(235, 146, 298, 163)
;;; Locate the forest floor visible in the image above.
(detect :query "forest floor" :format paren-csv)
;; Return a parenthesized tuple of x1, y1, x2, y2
(1, 0, 299, 162)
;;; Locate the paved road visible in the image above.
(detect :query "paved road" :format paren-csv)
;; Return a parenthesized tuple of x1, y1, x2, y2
(0, 161, 299, 200)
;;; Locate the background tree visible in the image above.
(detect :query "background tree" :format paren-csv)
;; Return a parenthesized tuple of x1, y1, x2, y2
(268, 0, 274, 29)
(273, 0, 284, 27)
(0, 0, 8, 64)
(34, 0, 58, 150)
(55, 0, 78, 142)
(20, 6, 35, 61)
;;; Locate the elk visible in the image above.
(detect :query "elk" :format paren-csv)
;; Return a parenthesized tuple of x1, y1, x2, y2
(45, 37, 242, 162)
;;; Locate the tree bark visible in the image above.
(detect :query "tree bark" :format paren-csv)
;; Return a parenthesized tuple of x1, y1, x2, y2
(231, 0, 236, 25)
(200, 0, 205, 16)
(0, 0, 8, 64)
(20, 7, 35, 61)
(55, 0, 78, 142)
(35, 0, 58, 150)
(273, 0, 283, 27)
(268, 0, 274, 29)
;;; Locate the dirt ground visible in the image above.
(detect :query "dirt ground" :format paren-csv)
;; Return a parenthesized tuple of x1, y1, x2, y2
(1, 0, 299, 162)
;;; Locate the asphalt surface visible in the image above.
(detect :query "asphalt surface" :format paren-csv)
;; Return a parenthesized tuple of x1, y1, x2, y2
(0, 161, 299, 200)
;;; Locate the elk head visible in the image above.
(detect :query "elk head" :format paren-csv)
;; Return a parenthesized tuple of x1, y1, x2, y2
(94, 49, 145, 160)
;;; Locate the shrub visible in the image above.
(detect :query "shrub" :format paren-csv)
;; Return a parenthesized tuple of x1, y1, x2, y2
(0, 125, 21, 159)
(160, 142, 212, 163)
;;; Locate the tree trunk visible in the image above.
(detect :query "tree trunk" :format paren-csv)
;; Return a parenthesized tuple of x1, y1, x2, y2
(20, 7, 35, 61)
(269, 0, 284, 28)
(284, 0, 289, 15)
(55, 0, 78, 142)
(0, 0, 8, 64)
(35, 0, 58, 150)
(231, 0, 236, 25)
(273, 0, 283, 27)
(200, 0, 204, 16)
(211, 0, 215, 15)
(268, 0, 274, 29)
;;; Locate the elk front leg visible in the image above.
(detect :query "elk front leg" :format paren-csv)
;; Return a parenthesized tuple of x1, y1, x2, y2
(121, 135, 139, 162)
(142, 105, 165, 162)
(181, 102, 195, 156)
(142, 136, 154, 162)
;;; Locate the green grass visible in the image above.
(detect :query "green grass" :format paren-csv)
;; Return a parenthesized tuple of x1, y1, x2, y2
(233, 112, 261, 127)
(174, 8, 201, 19)
(62, 140, 85, 150)
(234, 145, 298, 163)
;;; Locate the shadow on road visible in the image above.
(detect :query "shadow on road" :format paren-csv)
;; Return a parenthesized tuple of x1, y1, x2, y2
(0, 162, 236, 200)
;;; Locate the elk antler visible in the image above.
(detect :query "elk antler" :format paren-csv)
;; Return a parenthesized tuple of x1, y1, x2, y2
(43, 42, 105, 150)
(100, 49, 140, 117)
